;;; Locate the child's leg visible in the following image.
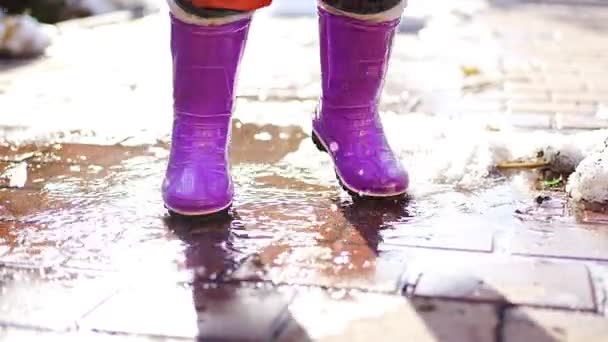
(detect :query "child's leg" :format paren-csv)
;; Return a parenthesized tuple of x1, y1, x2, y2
(167, 0, 255, 25)
(312, 0, 410, 198)
(162, 1, 268, 216)
(320, 0, 405, 21)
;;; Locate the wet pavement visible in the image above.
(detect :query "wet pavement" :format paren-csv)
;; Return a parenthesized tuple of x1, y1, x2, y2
(1, 0, 608, 341)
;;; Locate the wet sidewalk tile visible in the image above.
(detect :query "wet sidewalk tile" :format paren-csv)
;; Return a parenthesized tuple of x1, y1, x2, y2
(277, 288, 497, 342)
(0, 268, 121, 331)
(0, 328, 186, 342)
(229, 243, 411, 293)
(503, 308, 608, 342)
(413, 258, 595, 311)
(80, 283, 292, 341)
(511, 223, 608, 261)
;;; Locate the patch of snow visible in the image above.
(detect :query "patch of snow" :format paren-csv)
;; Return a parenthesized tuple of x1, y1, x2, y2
(76, 0, 118, 15)
(69, 0, 160, 15)
(0, 15, 51, 57)
(382, 113, 608, 193)
(0, 162, 28, 188)
(567, 149, 608, 204)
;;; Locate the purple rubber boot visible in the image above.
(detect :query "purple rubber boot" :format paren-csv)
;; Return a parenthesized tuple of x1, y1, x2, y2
(312, 7, 409, 198)
(162, 14, 250, 216)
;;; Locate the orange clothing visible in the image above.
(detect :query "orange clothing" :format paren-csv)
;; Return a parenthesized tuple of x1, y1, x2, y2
(186, 0, 272, 11)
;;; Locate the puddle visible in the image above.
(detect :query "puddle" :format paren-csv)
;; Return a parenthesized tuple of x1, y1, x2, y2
(0, 108, 605, 284)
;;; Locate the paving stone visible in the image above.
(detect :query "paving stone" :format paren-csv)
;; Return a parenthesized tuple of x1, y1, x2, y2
(551, 91, 608, 104)
(502, 71, 548, 83)
(0, 144, 44, 162)
(235, 195, 343, 246)
(507, 112, 555, 128)
(511, 224, 608, 261)
(341, 212, 495, 253)
(230, 243, 409, 292)
(0, 153, 158, 220)
(414, 258, 595, 310)
(507, 101, 596, 115)
(105, 217, 254, 282)
(579, 210, 608, 225)
(503, 308, 608, 342)
(504, 81, 587, 93)
(0, 245, 65, 268)
(0, 328, 183, 342)
(0, 189, 57, 219)
(0, 221, 68, 268)
(458, 100, 505, 113)
(555, 113, 608, 129)
(0, 268, 120, 330)
(277, 289, 497, 342)
(477, 90, 550, 102)
(81, 283, 291, 341)
(63, 214, 248, 279)
(589, 82, 608, 92)
(29, 143, 151, 166)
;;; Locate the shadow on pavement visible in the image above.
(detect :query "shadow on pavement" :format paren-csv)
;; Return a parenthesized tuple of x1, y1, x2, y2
(334, 197, 561, 342)
(165, 212, 314, 341)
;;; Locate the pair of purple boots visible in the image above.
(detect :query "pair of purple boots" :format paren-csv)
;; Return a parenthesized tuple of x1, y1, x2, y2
(163, 8, 409, 216)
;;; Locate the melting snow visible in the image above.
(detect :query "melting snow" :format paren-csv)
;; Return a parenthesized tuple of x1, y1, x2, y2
(0, 15, 50, 57)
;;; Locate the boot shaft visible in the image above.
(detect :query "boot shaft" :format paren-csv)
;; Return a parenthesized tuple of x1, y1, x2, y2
(318, 8, 399, 112)
(170, 14, 250, 117)
(163, 15, 250, 215)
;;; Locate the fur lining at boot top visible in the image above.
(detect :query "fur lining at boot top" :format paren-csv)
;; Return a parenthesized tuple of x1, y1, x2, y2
(322, 0, 404, 14)
(174, 0, 245, 17)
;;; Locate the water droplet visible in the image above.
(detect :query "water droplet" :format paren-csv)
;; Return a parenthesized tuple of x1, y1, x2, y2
(329, 288, 347, 300)
(333, 253, 350, 265)
(193, 266, 207, 277)
(329, 142, 339, 152)
(88, 165, 104, 173)
(254, 132, 273, 141)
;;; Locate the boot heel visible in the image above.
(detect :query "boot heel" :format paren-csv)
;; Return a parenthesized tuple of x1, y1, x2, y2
(312, 131, 328, 153)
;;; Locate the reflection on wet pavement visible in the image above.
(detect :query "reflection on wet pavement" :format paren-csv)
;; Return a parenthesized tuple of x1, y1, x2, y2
(0, 5, 607, 340)
(0, 99, 606, 339)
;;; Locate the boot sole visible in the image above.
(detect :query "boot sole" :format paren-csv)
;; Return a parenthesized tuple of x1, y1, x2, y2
(311, 130, 407, 200)
(166, 201, 232, 218)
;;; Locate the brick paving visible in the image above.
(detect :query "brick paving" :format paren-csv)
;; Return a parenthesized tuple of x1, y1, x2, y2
(0, 1, 608, 341)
